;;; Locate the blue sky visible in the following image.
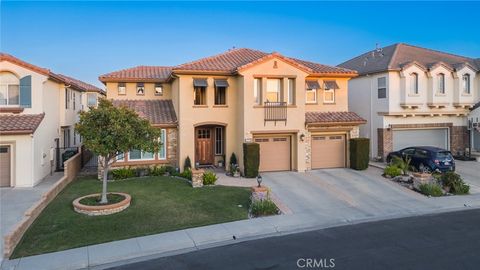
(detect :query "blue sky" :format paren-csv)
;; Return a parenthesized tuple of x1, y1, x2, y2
(2, 1, 479, 87)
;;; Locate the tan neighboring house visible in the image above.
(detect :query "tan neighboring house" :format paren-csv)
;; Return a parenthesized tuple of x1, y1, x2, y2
(0, 53, 104, 187)
(99, 48, 365, 173)
(339, 43, 479, 160)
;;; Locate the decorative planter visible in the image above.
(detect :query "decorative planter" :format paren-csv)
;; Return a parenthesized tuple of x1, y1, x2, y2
(73, 192, 131, 216)
(251, 186, 268, 202)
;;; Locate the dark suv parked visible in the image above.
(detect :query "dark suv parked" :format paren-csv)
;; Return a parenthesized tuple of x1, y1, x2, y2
(386, 146, 455, 173)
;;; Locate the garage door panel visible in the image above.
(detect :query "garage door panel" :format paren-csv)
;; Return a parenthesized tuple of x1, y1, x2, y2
(311, 135, 345, 169)
(255, 136, 291, 172)
(392, 129, 448, 151)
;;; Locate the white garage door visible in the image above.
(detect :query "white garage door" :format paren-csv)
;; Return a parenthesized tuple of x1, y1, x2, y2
(392, 129, 448, 151)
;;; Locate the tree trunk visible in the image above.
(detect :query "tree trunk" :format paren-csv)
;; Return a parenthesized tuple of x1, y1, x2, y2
(100, 156, 109, 204)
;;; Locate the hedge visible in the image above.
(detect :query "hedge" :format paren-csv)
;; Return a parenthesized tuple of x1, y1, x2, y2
(349, 138, 370, 170)
(243, 143, 260, 178)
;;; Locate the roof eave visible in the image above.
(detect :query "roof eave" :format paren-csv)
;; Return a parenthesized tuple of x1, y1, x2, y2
(306, 120, 367, 127)
(171, 70, 234, 76)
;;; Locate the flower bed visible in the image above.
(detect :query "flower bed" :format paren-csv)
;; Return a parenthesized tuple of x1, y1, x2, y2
(73, 192, 131, 216)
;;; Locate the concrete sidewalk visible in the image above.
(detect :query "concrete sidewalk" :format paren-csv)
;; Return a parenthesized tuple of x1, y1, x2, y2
(2, 202, 480, 270)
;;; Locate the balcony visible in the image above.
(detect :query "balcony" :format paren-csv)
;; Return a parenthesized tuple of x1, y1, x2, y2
(264, 101, 287, 125)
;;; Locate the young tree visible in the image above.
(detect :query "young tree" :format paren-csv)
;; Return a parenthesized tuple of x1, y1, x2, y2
(75, 98, 160, 203)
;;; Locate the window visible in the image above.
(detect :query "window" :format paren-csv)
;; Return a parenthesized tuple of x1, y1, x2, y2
(118, 82, 126, 95)
(377, 77, 387, 99)
(410, 73, 419, 94)
(323, 83, 335, 103)
(0, 84, 19, 105)
(116, 151, 125, 162)
(215, 127, 224, 155)
(129, 149, 154, 160)
(65, 89, 70, 109)
(266, 79, 280, 102)
(306, 88, 317, 103)
(73, 92, 76, 110)
(136, 83, 145, 95)
(437, 73, 445, 94)
(215, 86, 226, 105)
(158, 129, 166, 160)
(73, 130, 77, 145)
(194, 87, 206, 105)
(155, 83, 163, 96)
(253, 78, 261, 104)
(63, 128, 71, 148)
(287, 78, 295, 105)
(87, 93, 97, 107)
(462, 74, 471, 94)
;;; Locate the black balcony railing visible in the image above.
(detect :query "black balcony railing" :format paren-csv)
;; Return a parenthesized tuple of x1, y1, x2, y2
(264, 101, 287, 125)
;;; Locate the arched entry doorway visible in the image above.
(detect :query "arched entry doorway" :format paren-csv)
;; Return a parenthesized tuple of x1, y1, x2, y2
(194, 123, 226, 167)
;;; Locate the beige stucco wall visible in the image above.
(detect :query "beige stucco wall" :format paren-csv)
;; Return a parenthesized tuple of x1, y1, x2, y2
(0, 135, 34, 187)
(305, 77, 350, 112)
(105, 82, 172, 100)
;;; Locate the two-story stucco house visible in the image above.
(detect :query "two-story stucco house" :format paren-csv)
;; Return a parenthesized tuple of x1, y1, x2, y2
(99, 48, 365, 173)
(0, 53, 104, 187)
(338, 43, 479, 160)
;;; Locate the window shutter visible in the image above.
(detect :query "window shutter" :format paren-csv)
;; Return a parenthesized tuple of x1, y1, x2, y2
(20, 75, 32, 108)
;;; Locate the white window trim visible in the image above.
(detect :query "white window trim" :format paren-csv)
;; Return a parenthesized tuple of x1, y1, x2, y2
(0, 83, 20, 106)
(158, 129, 167, 160)
(377, 77, 387, 99)
(323, 88, 335, 103)
(287, 78, 294, 105)
(128, 149, 155, 161)
(155, 84, 163, 96)
(305, 88, 317, 104)
(410, 73, 419, 95)
(437, 73, 445, 94)
(118, 83, 126, 95)
(253, 78, 261, 104)
(462, 74, 471, 94)
(87, 93, 97, 107)
(116, 152, 125, 162)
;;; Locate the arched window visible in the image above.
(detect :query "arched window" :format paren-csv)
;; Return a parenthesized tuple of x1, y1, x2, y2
(462, 74, 471, 94)
(0, 72, 20, 106)
(437, 73, 445, 94)
(410, 73, 419, 94)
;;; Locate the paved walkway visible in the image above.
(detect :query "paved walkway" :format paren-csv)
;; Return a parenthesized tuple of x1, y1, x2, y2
(2, 167, 480, 270)
(0, 172, 64, 262)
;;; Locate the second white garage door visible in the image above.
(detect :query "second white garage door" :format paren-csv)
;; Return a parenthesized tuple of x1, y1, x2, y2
(254, 136, 291, 172)
(311, 135, 346, 169)
(392, 128, 448, 151)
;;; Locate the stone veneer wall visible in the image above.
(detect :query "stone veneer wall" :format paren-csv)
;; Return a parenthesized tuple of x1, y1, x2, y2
(98, 128, 178, 179)
(305, 125, 360, 171)
(377, 124, 469, 161)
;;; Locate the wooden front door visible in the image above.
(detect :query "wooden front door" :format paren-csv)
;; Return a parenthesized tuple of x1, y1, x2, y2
(196, 128, 214, 165)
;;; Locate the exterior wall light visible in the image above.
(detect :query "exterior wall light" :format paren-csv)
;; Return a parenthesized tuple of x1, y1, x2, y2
(256, 175, 263, 187)
(300, 134, 306, 142)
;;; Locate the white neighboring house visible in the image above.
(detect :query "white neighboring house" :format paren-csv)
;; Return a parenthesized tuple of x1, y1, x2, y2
(0, 53, 104, 187)
(469, 102, 480, 154)
(338, 43, 479, 160)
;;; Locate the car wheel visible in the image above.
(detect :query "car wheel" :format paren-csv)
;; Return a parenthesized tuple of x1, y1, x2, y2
(419, 163, 431, 173)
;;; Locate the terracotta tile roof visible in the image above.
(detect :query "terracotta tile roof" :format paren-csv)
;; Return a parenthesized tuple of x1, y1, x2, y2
(305, 111, 366, 125)
(0, 113, 45, 135)
(100, 48, 356, 81)
(1, 52, 102, 92)
(338, 43, 479, 75)
(54, 73, 104, 93)
(112, 99, 177, 125)
(99, 66, 173, 83)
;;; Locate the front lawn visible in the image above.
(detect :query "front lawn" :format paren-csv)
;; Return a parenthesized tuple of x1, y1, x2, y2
(12, 176, 251, 258)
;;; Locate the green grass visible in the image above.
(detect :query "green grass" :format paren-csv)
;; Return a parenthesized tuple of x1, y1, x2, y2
(79, 193, 125, 206)
(12, 176, 251, 258)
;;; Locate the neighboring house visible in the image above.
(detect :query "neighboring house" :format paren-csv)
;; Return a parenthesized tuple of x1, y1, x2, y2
(99, 48, 365, 173)
(469, 102, 480, 153)
(0, 53, 104, 187)
(338, 43, 479, 160)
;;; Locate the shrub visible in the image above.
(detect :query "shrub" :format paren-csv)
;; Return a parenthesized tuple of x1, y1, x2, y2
(419, 183, 443, 197)
(391, 156, 411, 175)
(229, 153, 238, 167)
(164, 165, 177, 176)
(184, 156, 192, 171)
(180, 168, 192, 180)
(349, 138, 370, 170)
(384, 165, 402, 177)
(243, 143, 260, 178)
(149, 166, 166, 176)
(135, 167, 149, 177)
(250, 199, 279, 217)
(203, 171, 218, 185)
(111, 167, 135, 180)
(441, 172, 470, 195)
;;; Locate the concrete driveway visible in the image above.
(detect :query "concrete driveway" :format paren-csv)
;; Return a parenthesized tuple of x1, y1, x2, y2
(455, 160, 480, 193)
(262, 167, 480, 221)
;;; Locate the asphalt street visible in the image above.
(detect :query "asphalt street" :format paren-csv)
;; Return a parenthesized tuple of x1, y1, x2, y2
(109, 209, 480, 270)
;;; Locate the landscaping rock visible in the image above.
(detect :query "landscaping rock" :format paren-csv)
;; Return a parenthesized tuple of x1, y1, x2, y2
(191, 169, 204, 188)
